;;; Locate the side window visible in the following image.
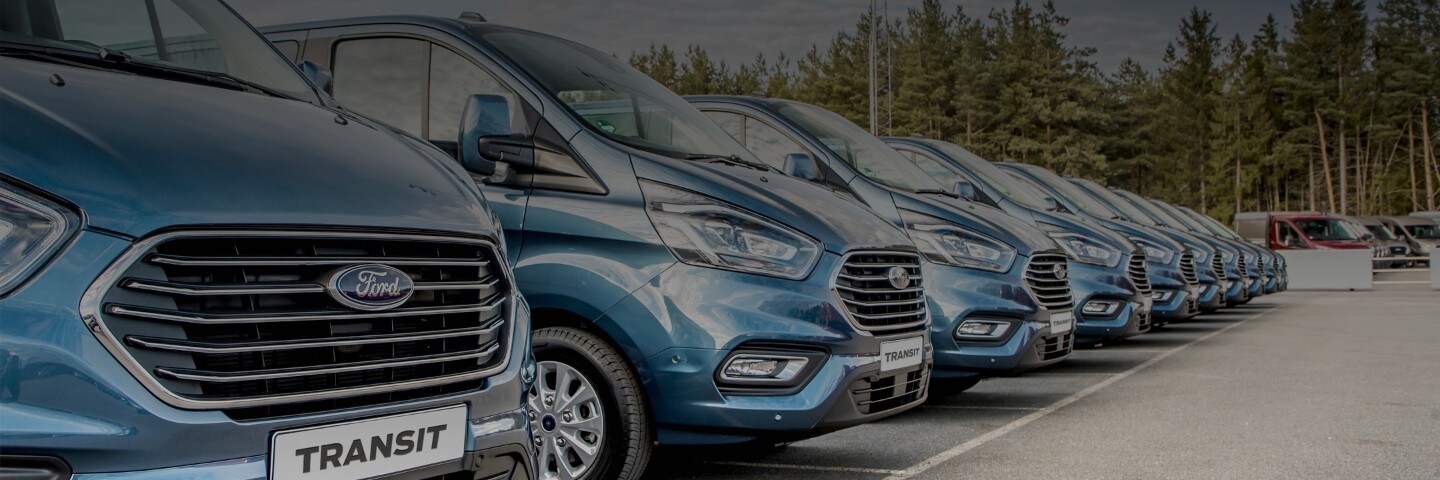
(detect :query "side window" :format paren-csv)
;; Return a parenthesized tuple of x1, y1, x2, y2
(908, 151, 956, 180)
(332, 38, 427, 135)
(704, 111, 746, 144)
(1276, 222, 1301, 246)
(428, 46, 516, 143)
(742, 115, 810, 169)
(272, 40, 300, 62)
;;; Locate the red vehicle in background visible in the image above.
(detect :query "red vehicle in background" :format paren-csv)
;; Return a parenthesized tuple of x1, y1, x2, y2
(1235, 212, 1377, 251)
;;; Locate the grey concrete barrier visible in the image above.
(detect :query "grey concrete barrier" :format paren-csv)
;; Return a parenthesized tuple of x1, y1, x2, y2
(1277, 249, 1373, 291)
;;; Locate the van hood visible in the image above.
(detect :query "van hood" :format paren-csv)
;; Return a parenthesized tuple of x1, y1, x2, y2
(0, 57, 496, 240)
(890, 192, 1058, 255)
(1027, 208, 1138, 255)
(630, 151, 913, 254)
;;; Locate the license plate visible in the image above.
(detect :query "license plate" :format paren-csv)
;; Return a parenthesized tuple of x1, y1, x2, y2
(1049, 310, 1073, 334)
(880, 336, 924, 372)
(270, 405, 466, 480)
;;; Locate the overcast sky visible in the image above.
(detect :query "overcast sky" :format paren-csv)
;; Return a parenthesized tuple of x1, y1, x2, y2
(230, 0, 1300, 74)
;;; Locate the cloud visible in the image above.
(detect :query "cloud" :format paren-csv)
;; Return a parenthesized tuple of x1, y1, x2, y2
(228, 0, 1298, 74)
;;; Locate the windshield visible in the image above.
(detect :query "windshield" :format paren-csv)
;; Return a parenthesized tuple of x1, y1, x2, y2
(1364, 224, 1397, 241)
(1069, 179, 1156, 226)
(0, 0, 312, 98)
(1292, 219, 1359, 241)
(1150, 200, 1211, 233)
(1111, 190, 1190, 229)
(774, 103, 944, 192)
(927, 142, 1052, 209)
(1011, 165, 1121, 219)
(1406, 224, 1440, 239)
(479, 30, 759, 162)
(1179, 207, 1243, 240)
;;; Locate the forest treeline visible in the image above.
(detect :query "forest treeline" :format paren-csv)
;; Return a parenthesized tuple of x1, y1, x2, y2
(627, 0, 1439, 223)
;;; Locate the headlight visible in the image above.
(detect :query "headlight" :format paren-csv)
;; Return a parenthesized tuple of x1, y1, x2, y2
(1039, 223, 1122, 268)
(899, 209, 1016, 272)
(641, 180, 820, 280)
(1183, 244, 1211, 264)
(1, 182, 79, 295)
(1128, 236, 1175, 264)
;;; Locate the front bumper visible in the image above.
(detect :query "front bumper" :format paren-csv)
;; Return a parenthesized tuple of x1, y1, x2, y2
(1195, 281, 1225, 312)
(921, 259, 1072, 380)
(1067, 262, 1149, 342)
(1150, 284, 1200, 322)
(600, 253, 931, 446)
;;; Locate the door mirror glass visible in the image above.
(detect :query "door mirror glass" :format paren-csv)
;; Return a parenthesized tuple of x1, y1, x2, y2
(299, 60, 333, 96)
(952, 180, 977, 201)
(783, 153, 823, 182)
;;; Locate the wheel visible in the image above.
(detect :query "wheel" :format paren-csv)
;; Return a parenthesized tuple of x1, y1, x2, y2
(531, 327, 651, 480)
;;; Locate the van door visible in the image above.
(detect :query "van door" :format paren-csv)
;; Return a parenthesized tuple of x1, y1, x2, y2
(307, 34, 532, 264)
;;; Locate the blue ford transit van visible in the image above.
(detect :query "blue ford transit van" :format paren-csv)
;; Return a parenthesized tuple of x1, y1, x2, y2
(267, 16, 932, 480)
(0, 1, 533, 479)
(687, 96, 1075, 392)
(1064, 178, 1242, 312)
(881, 138, 1156, 341)
(995, 163, 1203, 325)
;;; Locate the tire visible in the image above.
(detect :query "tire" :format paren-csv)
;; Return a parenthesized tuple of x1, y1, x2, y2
(531, 327, 651, 480)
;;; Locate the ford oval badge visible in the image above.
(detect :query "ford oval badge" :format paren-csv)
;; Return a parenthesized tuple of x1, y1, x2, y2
(326, 264, 415, 311)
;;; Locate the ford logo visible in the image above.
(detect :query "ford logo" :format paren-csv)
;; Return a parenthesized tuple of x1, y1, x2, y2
(325, 264, 415, 311)
(1053, 264, 1068, 280)
(886, 266, 912, 290)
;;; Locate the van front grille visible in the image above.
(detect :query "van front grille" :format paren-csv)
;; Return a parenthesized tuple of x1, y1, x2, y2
(1127, 252, 1152, 295)
(1178, 252, 1199, 285)
(834, 252, 927, 334)
(1034, 332, 1073, 361)
(1023, 253, 1074, 310)
(1211, 252, 1225, 280)
(849, 365, 928, 415)
(84, 231, 511, 419)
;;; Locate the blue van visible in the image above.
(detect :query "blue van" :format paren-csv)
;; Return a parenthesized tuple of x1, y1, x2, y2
(686, 96, 1076, 391)
(995, 163, 1204, 325)
(1065, 179, 1242, 312)
(0, 2, 534, 479)
(1109, 189, 1266, 304)
(881, 138, 1157, 341)
(266, 16, 932, 480)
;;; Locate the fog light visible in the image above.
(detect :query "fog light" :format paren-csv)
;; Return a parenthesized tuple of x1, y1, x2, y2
(721, 355, 807, 381)
(954, 319, 1012, 340)
(1082, 300, 1121, 316)
(1151, 290, 1175, 303)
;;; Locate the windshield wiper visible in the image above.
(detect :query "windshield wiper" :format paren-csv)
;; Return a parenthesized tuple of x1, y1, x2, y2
(684, 153, 776, 172)
(914, 188, 961, 199)
(0, 42, 296, 100)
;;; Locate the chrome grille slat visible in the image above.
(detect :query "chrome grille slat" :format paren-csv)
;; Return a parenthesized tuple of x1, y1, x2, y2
(834, 251, 927, 333)
(1127, 252, 1152, 295)
(155, 343, 501, 383)
(126, 321, 502, 354)
(106, 299, 501, 324)
(83, 231, 512, 418)
(147, 254, 489, 267)
(1179, 252, 1199, 285)
(1211, 253, 1225, 280)
(1024, 254, 1075, 310)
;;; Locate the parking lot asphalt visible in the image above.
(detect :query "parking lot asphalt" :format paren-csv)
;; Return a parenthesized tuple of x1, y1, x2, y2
(644, 271, 1440, 479)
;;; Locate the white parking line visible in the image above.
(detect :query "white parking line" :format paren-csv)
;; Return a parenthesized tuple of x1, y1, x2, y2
(703, 461, 906, 475)
(920, 405, 1043, 411)
(883, 306, 1278, 480)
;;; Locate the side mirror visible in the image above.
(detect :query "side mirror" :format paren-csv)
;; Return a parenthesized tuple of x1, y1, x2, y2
(299, 61, 333, 95)
(1361, 233, 1375, 241)
(460, 94, 533, 178)
(1044, 197, 1063, 213)
(783, 153, 823, 182)
(951, 180, 977, 201)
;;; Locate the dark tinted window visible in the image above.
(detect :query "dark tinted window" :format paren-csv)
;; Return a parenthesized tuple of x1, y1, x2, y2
(332, 38, 426, 134)
(272, 40, 300, 62)
(705, 110, 746, 141)
(427, 46, 515, 142)
(906, 150, 965, 185)
(742, 116, 809, 169)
